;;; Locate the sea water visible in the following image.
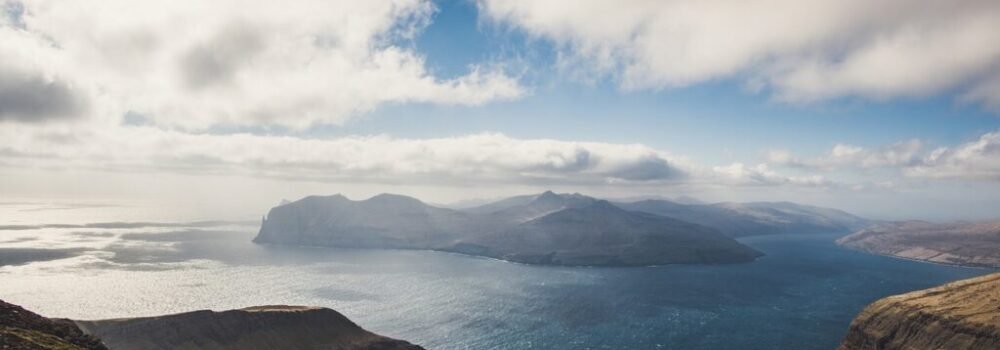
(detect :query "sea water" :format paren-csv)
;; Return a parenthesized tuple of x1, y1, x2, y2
(0, 200, 991, 349)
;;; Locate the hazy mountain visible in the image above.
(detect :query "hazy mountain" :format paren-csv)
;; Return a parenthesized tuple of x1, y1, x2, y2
(255, 194, 480, 249)
(617, 199, 869, 237)
(255, 192, 763, 266)
(610, 194, 706, 205)
(474, 191, 599, 223)
(462, 191, 596, 218)
(75, 305, 423, 350)
(837, 220, 1000, 268)
(838, 273, 1000, 350)
(452, 200, 763, 266)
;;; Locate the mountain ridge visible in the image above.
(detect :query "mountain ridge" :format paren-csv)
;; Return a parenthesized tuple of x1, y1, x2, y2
(254, 191, 767, 266)
(75, 305, 423, 350)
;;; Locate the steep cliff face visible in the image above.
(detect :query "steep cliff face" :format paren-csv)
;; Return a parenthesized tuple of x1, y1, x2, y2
(75, 305, 423, 350)
(0, 299, 108, 350)
(838, 273, 1000, 350)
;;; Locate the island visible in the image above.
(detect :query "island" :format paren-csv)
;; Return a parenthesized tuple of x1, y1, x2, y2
(838, 272, 1000, 350)
(254, 191, 765, 266)
(0, 299, 423, 350)
(837, 220, 1000, 268)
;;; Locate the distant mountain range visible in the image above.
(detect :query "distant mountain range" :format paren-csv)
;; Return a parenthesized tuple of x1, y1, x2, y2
(255, 191, 867, 266)
(837, 220, 1000, 268)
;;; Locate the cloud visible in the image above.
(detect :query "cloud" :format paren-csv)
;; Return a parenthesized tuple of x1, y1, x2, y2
(908, 132, 1000, 180)
(0, 0, 523, 129)
(711, 163, 834, 188)
(479, 0, 1000, 109)
(961, 72, 1000, 113)
(0, 66, 87, 122)
(768, 139, 923, 170)
(770, 131, 1000, 181)
(178, 22, 265, 90)
(0, 126, 690, 185)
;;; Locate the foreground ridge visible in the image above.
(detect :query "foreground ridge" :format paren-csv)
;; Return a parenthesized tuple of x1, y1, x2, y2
(0, 299, 107, 350)
(838, 273, 1000, 350)
(0, 300, 423, 350)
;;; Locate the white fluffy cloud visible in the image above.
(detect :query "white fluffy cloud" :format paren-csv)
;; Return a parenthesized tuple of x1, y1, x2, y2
(0, 0, 523, 129)
(909, 132, 1000, 180)
(711, 163, 833, 188)
(480, 0, 1000, 107)
(768, 139, 923, 170)
(770, 131, 1000, 181)
(0, 125, 692, 185)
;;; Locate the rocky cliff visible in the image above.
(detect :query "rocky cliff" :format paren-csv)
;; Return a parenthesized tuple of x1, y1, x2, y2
(1, 299, 108, 350)
(838, 273, 1000, 350)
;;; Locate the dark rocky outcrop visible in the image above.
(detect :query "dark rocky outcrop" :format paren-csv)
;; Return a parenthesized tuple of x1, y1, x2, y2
(0, 299, 107, 350)
(837, 220, 1000, 268)
(838, 273, 1000, 350)
(255, 191, 764, 266)
(75, 305, 423, 350)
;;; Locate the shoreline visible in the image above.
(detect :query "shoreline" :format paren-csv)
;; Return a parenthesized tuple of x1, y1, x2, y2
(838, 244, 1000, 270)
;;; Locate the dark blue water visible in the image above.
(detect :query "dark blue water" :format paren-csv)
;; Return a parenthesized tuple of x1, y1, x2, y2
(391, 233, 991, 349)
(2, 226, 992, 350)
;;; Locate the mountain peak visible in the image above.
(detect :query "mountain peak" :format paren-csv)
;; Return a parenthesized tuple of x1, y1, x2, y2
(368, 193, 423, 204)
(537, 190, 558, 198)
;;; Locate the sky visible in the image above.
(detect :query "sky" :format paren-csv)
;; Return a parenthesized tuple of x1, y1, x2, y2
(1, 0, 999, 221)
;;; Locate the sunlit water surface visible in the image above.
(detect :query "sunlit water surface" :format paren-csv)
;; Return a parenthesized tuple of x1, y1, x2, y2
(0, 200, 992, 349)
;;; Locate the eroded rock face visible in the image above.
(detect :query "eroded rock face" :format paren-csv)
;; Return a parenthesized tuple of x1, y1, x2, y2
(75, 305, 424, 350)
(838, 273, 1000, 350)
(0, 299, 108, 350)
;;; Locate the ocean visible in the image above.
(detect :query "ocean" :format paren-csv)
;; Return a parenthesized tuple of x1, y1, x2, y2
(0, 200, 991, 349)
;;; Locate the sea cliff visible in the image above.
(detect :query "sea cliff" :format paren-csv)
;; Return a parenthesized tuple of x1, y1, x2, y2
(838, 273, 1000, 350)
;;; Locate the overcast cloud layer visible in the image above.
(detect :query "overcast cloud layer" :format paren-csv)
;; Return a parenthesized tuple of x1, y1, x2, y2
(481, 0, 1000, 108)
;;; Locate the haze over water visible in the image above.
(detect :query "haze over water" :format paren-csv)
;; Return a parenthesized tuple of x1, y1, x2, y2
(0, 201, 990, 350)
